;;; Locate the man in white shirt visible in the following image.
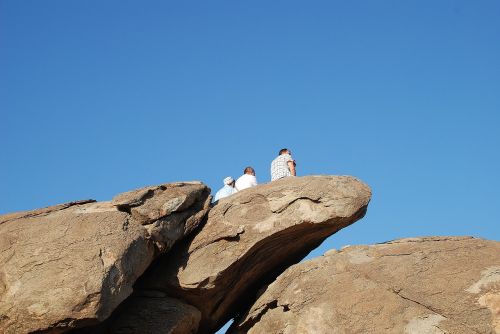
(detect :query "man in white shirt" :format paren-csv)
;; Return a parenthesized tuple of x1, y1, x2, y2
(235, 167, 258, 191)
(271, 148, 296, 181)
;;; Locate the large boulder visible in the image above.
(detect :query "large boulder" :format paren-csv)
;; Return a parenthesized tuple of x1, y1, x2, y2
(0, 182, 210, 334)
(232, 236, 500, 334)
(138, 175, 371, 332)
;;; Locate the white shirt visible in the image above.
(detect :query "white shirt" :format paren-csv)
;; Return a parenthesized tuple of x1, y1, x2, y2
(235, 174, 258, 191)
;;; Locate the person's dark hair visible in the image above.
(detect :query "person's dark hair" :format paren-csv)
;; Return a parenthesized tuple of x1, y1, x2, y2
(244, 166, 255, 174)
(279, 148, 289, 155)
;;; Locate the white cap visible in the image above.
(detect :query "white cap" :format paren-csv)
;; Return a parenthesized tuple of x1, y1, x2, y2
(223, 176, 234, 185)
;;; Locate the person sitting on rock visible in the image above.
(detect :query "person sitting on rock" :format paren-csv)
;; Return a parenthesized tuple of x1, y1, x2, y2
(214, 176, 237, 201)
(235, 167, 258, 191)
(271, 148, 296, 181)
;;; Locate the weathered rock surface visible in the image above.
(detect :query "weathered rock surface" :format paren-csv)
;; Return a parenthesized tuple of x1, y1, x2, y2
(104, 295, 200, 334)
(232, 236, 500, 334)
(138, 175, 371, 332)
(0, 182, 210, 334)
(111, 182, 211, 252)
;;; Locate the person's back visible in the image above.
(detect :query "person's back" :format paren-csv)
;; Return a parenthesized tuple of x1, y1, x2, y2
(214, 177, 236, 201)
(271, 148, 296, 181)
(235, 167, 258, 191)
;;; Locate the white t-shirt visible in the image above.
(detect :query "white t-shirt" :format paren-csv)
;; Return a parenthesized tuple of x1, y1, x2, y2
(235, 174, 258, 191)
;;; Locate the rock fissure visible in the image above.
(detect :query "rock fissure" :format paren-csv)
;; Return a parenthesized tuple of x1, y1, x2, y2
(379, 252, 415, 257)
(190, 228, 246, 254)
(241, 300, 279, 331)
(391, 289, 448, 319)
(121, 217, 130, 232)
(385, 236, 474, 244)
(115, 205, 132, 215)
(271, 196, 322, 214)
(114, 189, 155, 211)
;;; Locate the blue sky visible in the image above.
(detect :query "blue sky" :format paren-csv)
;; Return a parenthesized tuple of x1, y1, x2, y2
(1, 1, 499, 330)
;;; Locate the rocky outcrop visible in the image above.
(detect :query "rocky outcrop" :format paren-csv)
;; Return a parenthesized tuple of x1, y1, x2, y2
(137, 175, 371, 333)
(3, 175, 498, 334)
(231, 236, 500, 334)
(0, 182, 210, 334)
(111, 182, 211, 252)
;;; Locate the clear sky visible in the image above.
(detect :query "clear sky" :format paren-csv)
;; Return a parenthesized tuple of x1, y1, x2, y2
(1, 1, 499, 330)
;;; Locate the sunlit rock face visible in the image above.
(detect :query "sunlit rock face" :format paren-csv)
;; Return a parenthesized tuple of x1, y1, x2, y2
(231, 236, 500, 334)
(0, 182, 210, 334)
(137, 175, 372, 333)
(5, 175, 497, 334)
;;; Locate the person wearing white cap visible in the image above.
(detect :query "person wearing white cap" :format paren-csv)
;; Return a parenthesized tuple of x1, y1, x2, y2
(214, 176, 237, 202)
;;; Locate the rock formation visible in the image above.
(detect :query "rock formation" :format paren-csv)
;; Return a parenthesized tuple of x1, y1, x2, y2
(0, 182, 210, 334)
(136, 175, 371, 333)
(2, 175, 498, 334)
(231, 236, 500, 334)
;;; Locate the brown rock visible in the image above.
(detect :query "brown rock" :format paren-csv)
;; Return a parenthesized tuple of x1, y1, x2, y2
(0, 182, 210, 334)
(138, 175, 371, 332)
(232, 236, 500, 334)
(111, 182, 211, 252)
(107, 295, 201, 334)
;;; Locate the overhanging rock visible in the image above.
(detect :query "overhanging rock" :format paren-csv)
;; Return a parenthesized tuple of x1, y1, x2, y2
(137, 175, 372, 333)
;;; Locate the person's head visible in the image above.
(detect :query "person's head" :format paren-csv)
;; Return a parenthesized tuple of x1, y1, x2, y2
(279, 148, 291, 156)
(243, 166, 255, 176)
(223, 176, 235, 187)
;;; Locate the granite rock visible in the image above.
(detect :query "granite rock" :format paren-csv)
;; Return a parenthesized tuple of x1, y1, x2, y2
(138, 175, 371, 333)
(0, 182, 210, 333)
(232, 236, 500, 334)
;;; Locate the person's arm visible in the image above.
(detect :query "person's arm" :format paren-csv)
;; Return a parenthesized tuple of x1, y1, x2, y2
(288, 161, 296, 176)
